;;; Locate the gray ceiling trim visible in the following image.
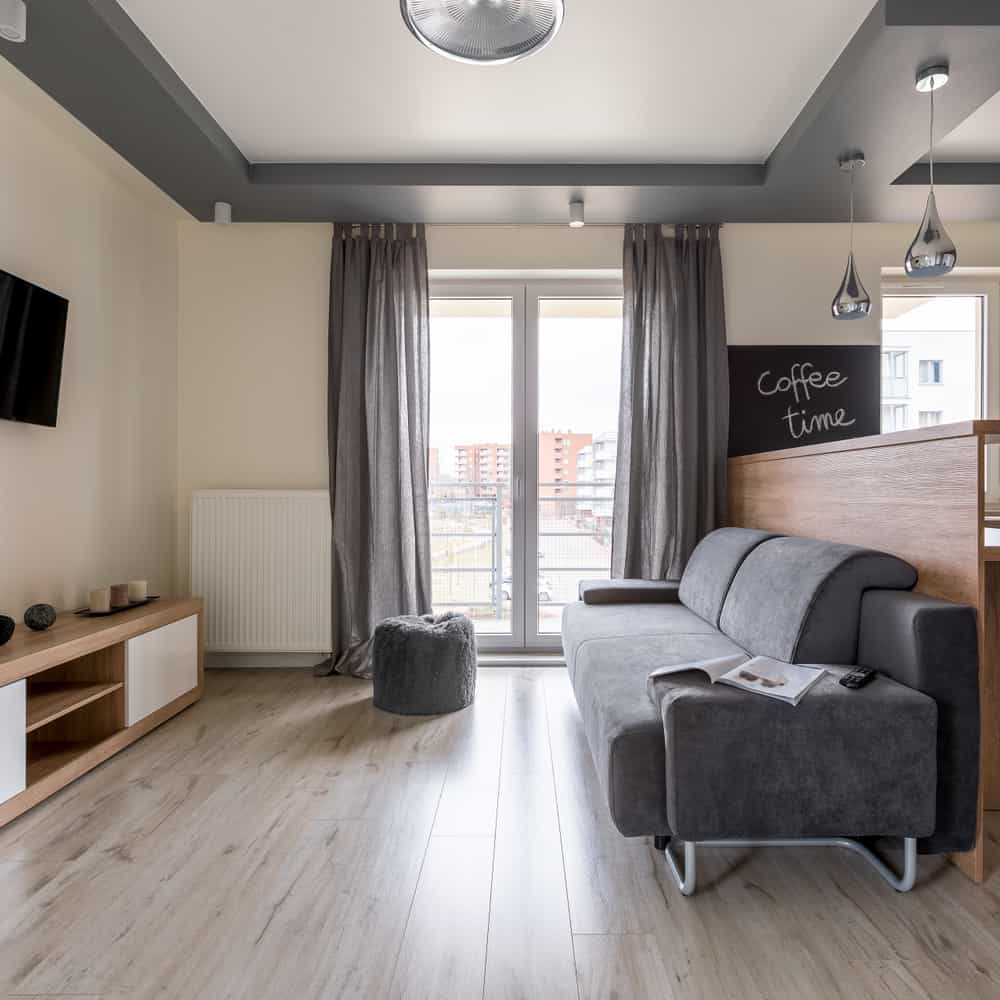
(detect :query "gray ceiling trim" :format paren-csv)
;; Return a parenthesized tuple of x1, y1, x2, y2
(3, 0, 1000, 223)
(3, 0, 249, 213)
(88, 0, 248, 179)
(250, 163, 766, 188)
(884, 0, 1000, 27)
(895, 163, 1000, 184)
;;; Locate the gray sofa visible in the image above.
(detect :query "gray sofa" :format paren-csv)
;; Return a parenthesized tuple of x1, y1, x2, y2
(564, 528, 980, 893)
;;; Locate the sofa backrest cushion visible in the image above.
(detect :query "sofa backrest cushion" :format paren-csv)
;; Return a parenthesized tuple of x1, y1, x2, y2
(719, 536, 917, 663)
(858, 590, 980, 854)
(678, 528, 778, 626)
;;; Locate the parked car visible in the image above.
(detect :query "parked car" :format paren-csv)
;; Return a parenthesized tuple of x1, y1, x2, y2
(499, 574, 553, 603)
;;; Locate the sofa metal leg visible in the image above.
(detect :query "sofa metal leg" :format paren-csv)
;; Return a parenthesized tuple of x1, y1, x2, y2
(660, 837, 918, 897)
(662, 839, 697, 896)
(653, 835, 670, 851)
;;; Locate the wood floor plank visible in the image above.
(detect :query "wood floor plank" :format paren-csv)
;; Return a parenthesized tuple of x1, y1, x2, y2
(0, 765, 227, 864)
(432, 670, 507, 837)
(305, 765, 450, 999)
(573, 933, 678, 1000)
(389, 836, 494, 1000)
(544, 671, 665, 936)
(484, 672, 579, 1000)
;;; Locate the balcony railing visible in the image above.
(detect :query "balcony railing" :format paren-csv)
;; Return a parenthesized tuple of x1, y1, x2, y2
(429, 480, 614, 629)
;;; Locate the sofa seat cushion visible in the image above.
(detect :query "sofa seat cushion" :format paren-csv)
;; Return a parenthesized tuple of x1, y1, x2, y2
(649, 666, 938, 842)
(719, 536, 917, 664)
(568, 631, 748, 837)
(562, 602, 718, 680)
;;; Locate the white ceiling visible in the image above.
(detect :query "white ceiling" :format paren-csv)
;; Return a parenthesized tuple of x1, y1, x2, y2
(116, 0, 875, 165)
(933, 90, 1000, 162)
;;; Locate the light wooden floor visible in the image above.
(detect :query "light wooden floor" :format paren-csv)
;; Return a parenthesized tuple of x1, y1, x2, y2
(1, 668, 999, 1000)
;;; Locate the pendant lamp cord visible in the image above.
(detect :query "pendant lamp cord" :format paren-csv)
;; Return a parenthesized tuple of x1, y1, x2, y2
(849, 166, 855, 254)
(929, 85, 935, 192)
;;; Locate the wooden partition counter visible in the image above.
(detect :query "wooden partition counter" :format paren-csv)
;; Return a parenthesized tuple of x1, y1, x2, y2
(728, 421, 1000, 883)
(0, 597, 203, 830)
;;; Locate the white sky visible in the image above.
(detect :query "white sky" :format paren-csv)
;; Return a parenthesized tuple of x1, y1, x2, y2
(429, 313, 623, 478)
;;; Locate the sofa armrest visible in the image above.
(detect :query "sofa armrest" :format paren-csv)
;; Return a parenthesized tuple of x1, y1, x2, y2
(578, 579, 681, 605)
(649, 666, 937, 842)
(858, 590, 979, 855)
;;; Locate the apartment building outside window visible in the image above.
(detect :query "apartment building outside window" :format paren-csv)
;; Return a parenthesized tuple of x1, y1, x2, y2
(881, 286, 993, 433)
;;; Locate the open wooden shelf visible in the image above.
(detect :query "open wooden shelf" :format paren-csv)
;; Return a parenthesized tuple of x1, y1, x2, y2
(0, 598, 203, 831)
(26, 682, 124, 734)
(26, 740, 106, 786)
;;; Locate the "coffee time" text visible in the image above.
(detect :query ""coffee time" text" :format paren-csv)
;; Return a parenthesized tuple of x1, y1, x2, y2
(756, 362, 856, 441)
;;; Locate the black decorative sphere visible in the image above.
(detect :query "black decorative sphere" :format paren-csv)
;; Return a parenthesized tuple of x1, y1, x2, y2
(0, 615, 13, 646)
(24, 603, 56, 632)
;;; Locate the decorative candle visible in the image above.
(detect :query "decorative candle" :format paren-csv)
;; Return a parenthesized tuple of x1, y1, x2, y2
(110, 583, 130, 608)
(89, 587, 111, 613)
(127, 580, 148, 602)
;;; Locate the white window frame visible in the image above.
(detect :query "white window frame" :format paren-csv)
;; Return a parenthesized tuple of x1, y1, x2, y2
(882, 276, 1000, 504)
(429, 277, 623, 652)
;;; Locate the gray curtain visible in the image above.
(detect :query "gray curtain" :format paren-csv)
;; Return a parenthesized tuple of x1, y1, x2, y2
(325, 223, 433, 678)
(611, 223, 729, 582)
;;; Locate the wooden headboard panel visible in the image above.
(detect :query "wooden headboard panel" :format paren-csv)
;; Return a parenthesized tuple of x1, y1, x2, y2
(728, 421, 998, 882)
(728, 426, 981, 607)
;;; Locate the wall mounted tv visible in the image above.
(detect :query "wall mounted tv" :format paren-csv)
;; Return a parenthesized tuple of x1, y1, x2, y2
(0, 269, 69, 428)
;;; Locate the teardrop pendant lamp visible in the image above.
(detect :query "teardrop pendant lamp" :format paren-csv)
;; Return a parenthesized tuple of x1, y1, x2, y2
(904, 64, 958, 278)
(831, 154, 872, 321)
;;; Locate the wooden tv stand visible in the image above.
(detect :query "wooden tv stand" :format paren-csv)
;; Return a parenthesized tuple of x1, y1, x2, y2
(0, 597, 203, 829)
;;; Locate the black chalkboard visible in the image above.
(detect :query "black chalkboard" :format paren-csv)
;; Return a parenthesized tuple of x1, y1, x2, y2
(728, 345, 880, 457)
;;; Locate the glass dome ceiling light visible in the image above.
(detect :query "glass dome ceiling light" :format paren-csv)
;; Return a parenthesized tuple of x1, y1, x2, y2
(401, 0, 565, 65)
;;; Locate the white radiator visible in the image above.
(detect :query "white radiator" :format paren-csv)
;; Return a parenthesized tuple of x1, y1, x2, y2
(191, 490, 332, 653)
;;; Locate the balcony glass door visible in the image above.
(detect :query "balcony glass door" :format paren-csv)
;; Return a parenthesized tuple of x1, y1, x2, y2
(429, 281, 622, 652)
(528, 289, 624, 647)
(429, 288, 522, 649)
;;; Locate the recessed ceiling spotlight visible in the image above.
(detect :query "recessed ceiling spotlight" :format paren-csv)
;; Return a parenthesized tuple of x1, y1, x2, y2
(569, 198, 585, 229)
(0, 0, 27, 43)
(401, 0, 564, 66)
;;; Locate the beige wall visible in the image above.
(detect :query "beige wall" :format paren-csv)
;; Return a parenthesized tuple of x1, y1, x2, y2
(0, 61, 183, 615)
(176, 223, 332, 587)
(430, 221, 1000, 344)
(174, 222, 1000, 590)
(723, 222, 1000, 345)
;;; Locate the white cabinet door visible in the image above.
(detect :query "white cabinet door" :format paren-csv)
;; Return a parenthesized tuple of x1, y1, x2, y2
(126, 615, 199, 726)
(0, 680, 26, 805)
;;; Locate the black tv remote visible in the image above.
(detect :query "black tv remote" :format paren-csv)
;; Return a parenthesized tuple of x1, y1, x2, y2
(839, 667, 877, 689)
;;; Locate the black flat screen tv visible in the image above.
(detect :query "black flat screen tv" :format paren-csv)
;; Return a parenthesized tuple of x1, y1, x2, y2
(0, 269, 69, 427)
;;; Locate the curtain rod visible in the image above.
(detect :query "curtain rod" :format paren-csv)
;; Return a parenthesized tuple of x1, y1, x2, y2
(423, 223, 724, 229)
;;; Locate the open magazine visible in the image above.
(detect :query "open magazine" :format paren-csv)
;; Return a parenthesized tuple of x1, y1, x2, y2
(647, 654, 826, 706)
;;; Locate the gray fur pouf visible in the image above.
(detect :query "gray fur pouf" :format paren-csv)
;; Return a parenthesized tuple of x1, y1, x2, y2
(373, 612, 477, 715)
